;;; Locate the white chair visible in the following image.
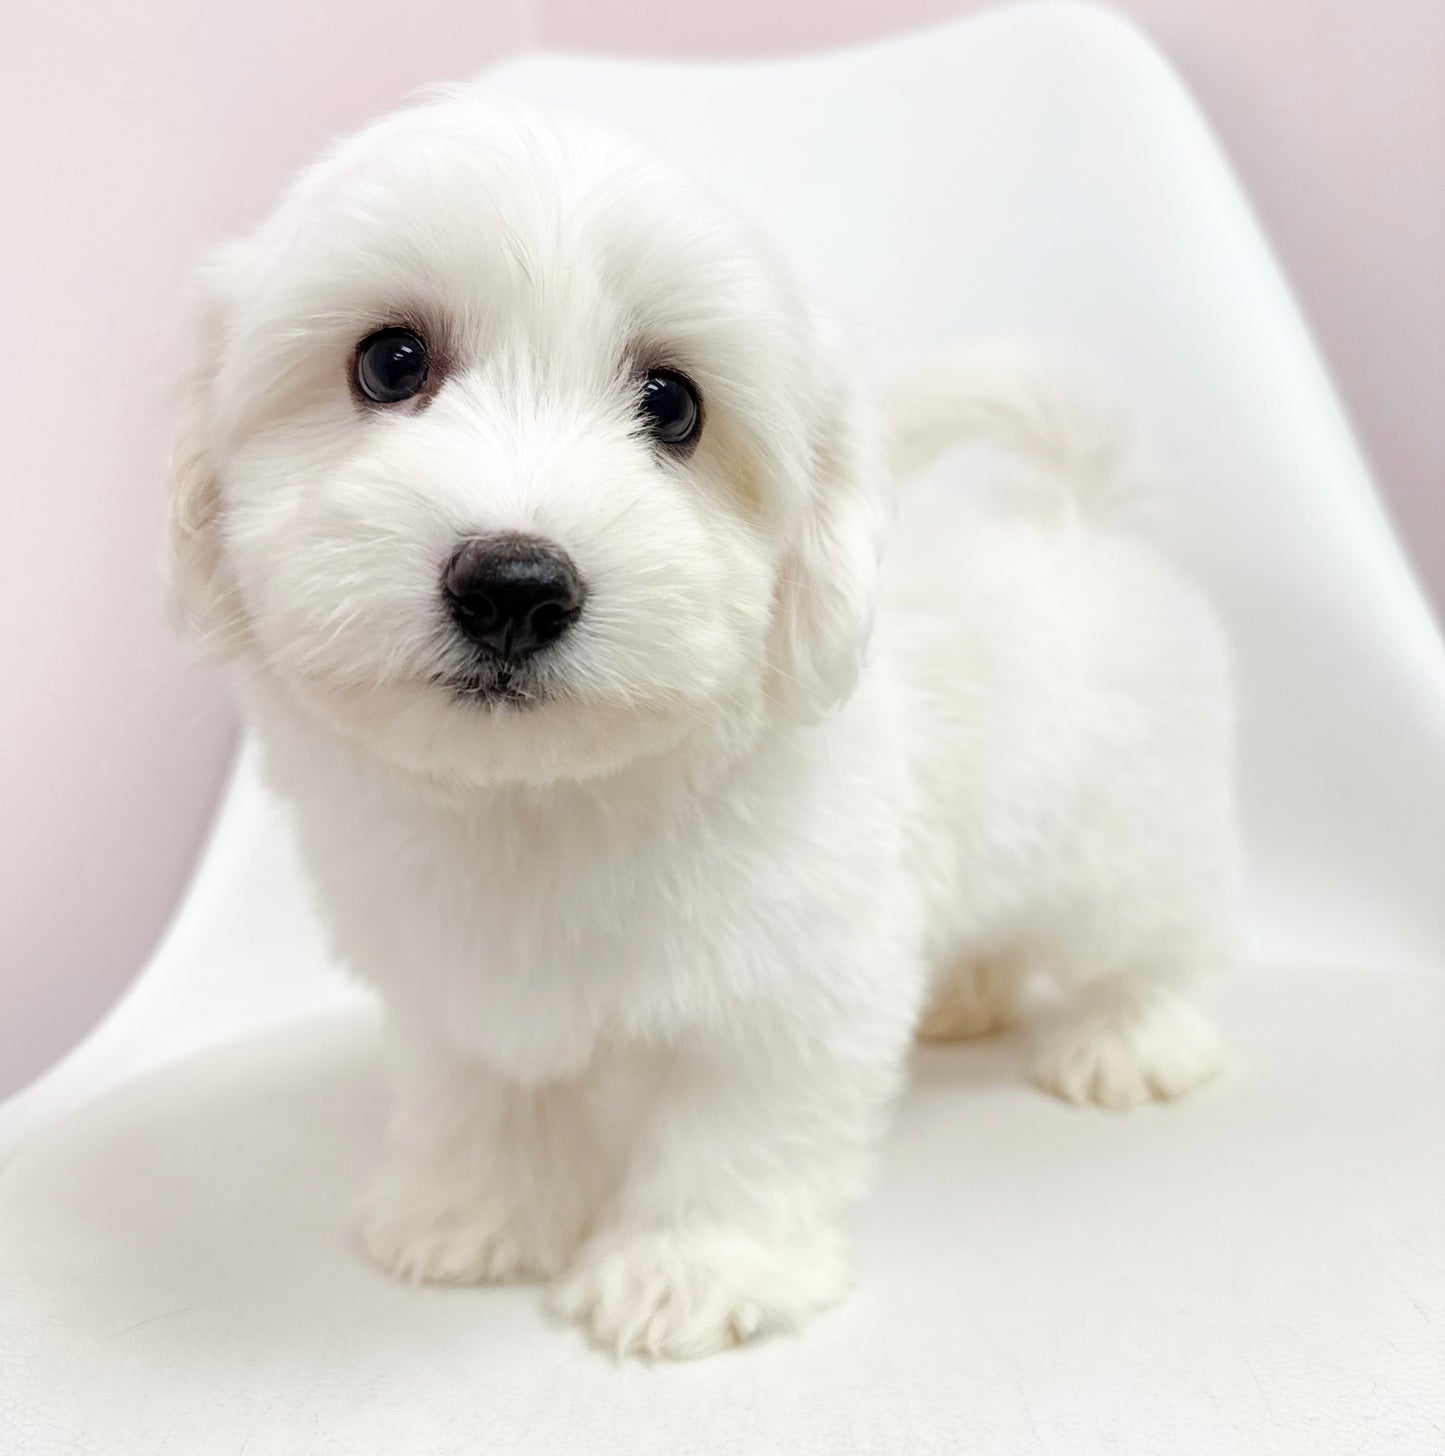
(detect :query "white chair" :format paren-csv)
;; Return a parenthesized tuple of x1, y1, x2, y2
(4, 5, 1441, 1451)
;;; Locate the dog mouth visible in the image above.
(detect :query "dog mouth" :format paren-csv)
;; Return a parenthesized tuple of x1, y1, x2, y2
(438, 662, 549, 709)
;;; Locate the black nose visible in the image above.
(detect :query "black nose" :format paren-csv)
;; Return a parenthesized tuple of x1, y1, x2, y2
(442, 535, 585, 660)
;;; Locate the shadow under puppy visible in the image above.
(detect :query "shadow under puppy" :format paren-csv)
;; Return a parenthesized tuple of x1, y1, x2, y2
(169, 89, 1238, 1359)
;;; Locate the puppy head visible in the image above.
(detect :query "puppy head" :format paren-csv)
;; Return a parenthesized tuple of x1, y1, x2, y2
(172, 91, 885, 788)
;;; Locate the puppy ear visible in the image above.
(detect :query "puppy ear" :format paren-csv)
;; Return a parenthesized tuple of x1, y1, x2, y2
(770, 324, 889, 721)
(167, 277, 243, 654)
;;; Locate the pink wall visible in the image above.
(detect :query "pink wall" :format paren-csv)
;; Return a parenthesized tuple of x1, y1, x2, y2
(2, 0, 1440, 1096)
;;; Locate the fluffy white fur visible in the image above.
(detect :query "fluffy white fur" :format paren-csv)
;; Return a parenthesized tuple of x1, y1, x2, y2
(170, 90, 1238, 1359)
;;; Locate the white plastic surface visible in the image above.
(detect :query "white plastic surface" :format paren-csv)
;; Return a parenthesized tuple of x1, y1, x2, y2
(4, 5, 1442, 1452)
(2, 978, 1442, 1455)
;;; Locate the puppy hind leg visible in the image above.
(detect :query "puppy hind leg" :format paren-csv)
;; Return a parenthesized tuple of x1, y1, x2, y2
(917, 947, 1028, 1041)
(1030, 962, 1225, 1111)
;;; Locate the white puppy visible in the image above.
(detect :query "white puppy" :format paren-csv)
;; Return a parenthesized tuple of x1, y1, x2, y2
(170, 89, 1237, 1358)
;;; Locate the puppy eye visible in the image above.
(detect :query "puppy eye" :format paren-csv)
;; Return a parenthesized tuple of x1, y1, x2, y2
(638, 368, 702, 449)
(355, 328, 429, 404)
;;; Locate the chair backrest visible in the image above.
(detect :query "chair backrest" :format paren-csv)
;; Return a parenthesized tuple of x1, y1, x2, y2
(491, 1, 1445, 976)
(6, 0, 1441, 1158)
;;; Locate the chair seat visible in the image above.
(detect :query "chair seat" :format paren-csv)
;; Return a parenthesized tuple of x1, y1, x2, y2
(2, 971, 1440, 1455)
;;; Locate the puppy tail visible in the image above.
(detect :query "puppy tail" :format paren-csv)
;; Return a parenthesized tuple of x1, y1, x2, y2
(884, 339, 1149, 525)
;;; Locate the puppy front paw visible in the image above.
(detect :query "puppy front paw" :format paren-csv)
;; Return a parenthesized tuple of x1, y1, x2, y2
(1032, 992, 1224, 1110)
(355, 1168, 578, 1286)
(553, 1224, 853, 1359)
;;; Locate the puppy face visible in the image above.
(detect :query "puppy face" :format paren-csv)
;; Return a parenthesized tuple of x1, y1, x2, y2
(173, 92, 884, 788)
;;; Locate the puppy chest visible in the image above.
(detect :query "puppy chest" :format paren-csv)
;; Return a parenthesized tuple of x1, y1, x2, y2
(321, 815, 754, 1040)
